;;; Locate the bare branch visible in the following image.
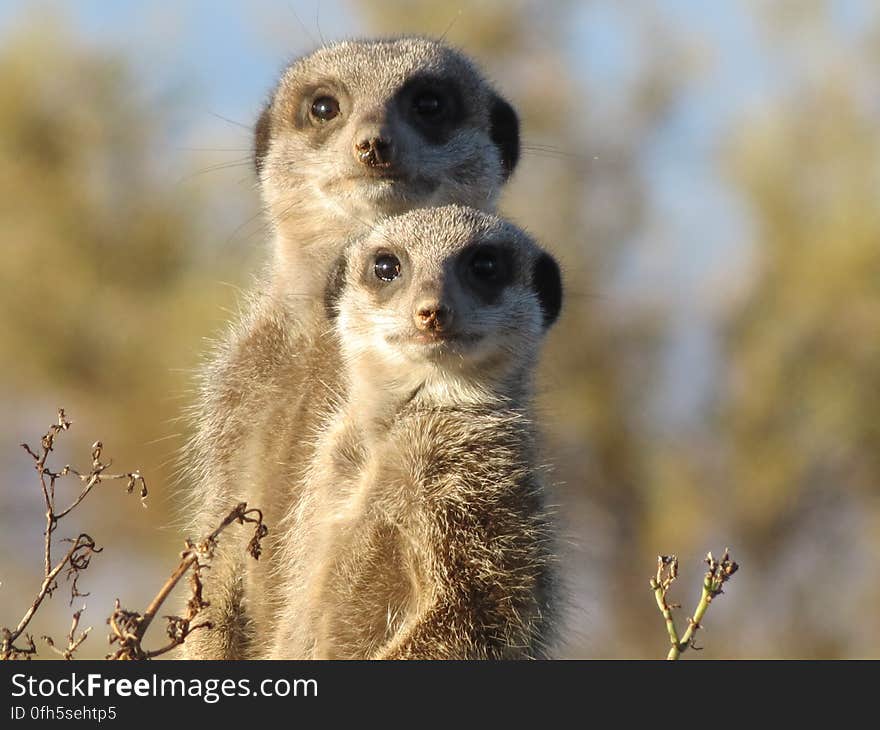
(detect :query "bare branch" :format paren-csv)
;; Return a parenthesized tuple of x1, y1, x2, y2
(649, 549, 739, 660)
(0, 410, 146, 661)
(2, 409, 266, 662)
(107, 503, 267, 660)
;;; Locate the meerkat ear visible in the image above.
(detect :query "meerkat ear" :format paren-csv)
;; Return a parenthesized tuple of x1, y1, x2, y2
(532, 252, 562, 328)
(489, 95, 520, 180)
(254, 103, 272, 175)
(323, 254, 348, 320)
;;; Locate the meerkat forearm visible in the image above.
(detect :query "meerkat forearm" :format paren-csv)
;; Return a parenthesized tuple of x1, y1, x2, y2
(374, 571, 552, 660)
(374, 605, 545, 661)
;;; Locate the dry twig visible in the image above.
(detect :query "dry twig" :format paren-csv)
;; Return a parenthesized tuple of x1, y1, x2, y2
(1, 409, 146, 660)
(106, 502, 267, 660)
(42, 607, 91, 660)
(649, 549, 739, 660)
(2, 410, 269, 661)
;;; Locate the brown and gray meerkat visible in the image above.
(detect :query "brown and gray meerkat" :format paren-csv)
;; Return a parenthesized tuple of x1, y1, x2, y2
(181, 37, 521, 659)
(270, 205, 563, 659)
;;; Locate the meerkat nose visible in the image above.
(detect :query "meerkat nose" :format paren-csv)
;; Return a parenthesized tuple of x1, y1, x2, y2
(414, 301, 453, 332)
(355, 135, 394, 168)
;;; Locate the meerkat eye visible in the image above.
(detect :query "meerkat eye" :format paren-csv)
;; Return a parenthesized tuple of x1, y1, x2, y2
(374, 253, 401, 282)
(470, 248, 500, 281)
(310, 96, 340, 122)
(413, 91, 444, 118)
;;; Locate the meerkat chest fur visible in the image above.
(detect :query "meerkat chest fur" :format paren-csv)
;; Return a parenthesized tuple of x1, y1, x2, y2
(272, 205, 564, 659)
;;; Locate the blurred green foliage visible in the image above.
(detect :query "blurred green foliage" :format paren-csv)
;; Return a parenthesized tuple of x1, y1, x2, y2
(0, 19, 242, 489)
(713, 5, 880, 656)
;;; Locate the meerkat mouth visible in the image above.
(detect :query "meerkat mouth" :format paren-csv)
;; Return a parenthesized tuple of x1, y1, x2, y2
(346, 171, 407, 183)
(389, 331, 483, 351)
(335, 173, 438, 198)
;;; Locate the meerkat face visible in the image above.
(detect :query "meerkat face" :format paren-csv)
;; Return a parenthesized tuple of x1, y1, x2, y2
(328, 206, 561, 391)
(254, 38, 519, 229)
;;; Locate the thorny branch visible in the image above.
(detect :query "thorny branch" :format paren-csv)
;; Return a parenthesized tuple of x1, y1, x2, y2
(107, 502, 267, 660)
(649, 549, 739, 660)
(1, 409, 146, 660)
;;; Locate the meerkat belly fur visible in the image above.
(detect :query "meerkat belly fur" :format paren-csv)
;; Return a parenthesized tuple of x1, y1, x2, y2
(181, 37, 521, 659)
(271, 205, 563, 659)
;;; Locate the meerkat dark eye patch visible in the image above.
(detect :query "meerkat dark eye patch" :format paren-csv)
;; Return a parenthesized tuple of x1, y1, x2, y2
(374, 253, 402, 282)
(470, 247, 501, 281)
(532, 252, 562, 328)
(324, 254, 348, 320)
(413, 90, 444, 118)
(400, 76, 463, 143)
(462, 244, 512, 302)
(489, 95, 520, 180)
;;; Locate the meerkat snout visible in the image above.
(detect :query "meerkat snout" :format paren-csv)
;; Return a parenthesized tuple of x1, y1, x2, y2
(354, 131, 394, 168)
(414, 299, 453, 333)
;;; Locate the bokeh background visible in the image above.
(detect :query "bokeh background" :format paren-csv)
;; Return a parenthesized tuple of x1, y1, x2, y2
(1, 0, 878, 659)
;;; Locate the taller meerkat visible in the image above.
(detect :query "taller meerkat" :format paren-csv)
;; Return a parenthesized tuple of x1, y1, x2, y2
(182, 37, 521, 659)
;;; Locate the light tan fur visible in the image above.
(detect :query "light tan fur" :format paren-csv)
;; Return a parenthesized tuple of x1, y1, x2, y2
(270, 206, 561, 659)
(181, 38, 519, 659)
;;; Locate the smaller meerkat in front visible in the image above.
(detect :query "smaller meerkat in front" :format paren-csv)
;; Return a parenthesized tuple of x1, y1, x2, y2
(271, 205, 563, 659)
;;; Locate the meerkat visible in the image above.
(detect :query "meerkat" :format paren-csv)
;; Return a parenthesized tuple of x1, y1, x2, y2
(269, 205, 563, 659)
(181, 37, 521, 659)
